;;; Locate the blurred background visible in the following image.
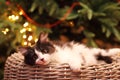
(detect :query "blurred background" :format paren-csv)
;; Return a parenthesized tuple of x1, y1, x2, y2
(1, 0, 120, 79)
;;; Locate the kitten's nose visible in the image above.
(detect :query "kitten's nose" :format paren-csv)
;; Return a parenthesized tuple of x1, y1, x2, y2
(40, 58, 44, 62)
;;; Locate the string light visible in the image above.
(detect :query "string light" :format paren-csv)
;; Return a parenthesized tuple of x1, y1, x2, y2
(28, 43, 32, 46)
(8, 14, 19, 21)
(23, 34, 27, 39)
(19, 11, 23, 15)
(28, 35, 33, 41)
(69, 21, 74, 27)
(5, 28, 9, 32)
(2, 31, 7, 35)
(21, 22, 35, 46)
(23, 22, 29, 27)
(27, 28, 32, 31)
(5, 7, 36, 47)
(35, 38, 38, 42)
(2, 28, 10, 35)
(23, 41, 27, 45)
(20, 28, 26, 33)
(6, 7, 40, 47)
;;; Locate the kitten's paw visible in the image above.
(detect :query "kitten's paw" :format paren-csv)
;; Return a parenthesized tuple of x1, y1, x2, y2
(72, 67, 80, 72)
(70, 65, 81, 72)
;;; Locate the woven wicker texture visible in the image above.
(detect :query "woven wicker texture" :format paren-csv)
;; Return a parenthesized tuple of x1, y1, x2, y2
(4, 52, 120, 80)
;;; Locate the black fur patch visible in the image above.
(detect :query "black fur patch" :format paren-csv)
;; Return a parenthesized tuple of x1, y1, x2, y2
(24, 47, 38, 66)
(97, 53, 113, 64)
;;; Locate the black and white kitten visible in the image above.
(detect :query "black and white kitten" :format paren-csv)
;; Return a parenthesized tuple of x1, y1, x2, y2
(18, 33, 120, 72)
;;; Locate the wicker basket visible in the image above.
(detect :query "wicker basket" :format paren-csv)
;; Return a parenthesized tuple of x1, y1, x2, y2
(4, 52, 120, 80)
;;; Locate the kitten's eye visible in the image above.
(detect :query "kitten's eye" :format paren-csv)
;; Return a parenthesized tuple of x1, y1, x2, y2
(33, 55, 38, 60)
(41, 49, 48, 53)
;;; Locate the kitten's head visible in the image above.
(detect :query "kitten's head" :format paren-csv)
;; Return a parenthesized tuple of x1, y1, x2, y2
(18, 32, 55, 66)
(34, 32, 55, 65)
(18, 46, 38, 66)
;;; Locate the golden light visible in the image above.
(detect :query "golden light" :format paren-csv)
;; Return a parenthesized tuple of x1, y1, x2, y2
(23, 41, 27, 45)
(2, 28, 10, 35)
(20, 28, 26, 33)
(28, 43, 32, 46)
(2, 31, 7, 35)
(35, 38, 38, 42)
(23, 22, 29, 27)
(28, 35, 33, 41)
(8, 15, 19, 21)
(11, 15, 15, 18)
(8, 16, 12, 19)
(23, 35, 27, 39)
(69, 21, 74, 27)
(27, 28, 32, 31)
(19, 11, 23, 15)
(5, 28, 9, 32)
(15, 15, 19, 20)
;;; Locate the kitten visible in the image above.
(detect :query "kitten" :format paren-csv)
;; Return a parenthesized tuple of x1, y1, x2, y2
(19, 33, 120, 72)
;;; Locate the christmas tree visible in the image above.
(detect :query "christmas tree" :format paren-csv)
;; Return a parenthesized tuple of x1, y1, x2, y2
(1, 0, 120, 79)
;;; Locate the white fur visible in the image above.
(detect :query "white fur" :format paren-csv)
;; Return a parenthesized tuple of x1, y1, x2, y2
(35, 42, 120, 72)
(35, 49, 50, 65)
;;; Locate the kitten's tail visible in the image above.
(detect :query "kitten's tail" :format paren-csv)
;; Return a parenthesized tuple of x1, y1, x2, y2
(92, 48, 120, 64)
(96, 48, 120, 64)
(97, 54, 113, 64)
(100, 48, 120, 56)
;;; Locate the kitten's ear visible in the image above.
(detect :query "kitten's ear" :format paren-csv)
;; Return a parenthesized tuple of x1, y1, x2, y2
(38, 32, 49, 43)
(17, 47, 28, 56)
